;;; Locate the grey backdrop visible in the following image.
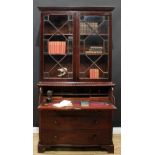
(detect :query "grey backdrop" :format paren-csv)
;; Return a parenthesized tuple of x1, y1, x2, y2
(33, 0, 121, 127)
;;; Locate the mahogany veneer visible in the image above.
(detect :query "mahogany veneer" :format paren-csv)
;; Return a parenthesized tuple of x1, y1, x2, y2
(37, 7, 116, 153)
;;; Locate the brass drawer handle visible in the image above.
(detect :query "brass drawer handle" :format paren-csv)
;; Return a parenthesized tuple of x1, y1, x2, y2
(53, 120, 58, 125)
(53, 135, 58, 139)
(94, 120, 98, 124)
(92, 134, 97, 140)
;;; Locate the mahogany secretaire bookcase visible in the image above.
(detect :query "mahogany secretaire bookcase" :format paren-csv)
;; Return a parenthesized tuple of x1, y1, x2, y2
(37, 7, 116, 153)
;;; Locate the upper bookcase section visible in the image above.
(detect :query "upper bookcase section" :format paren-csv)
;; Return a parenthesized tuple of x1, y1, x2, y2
(38, 7, 114, 82)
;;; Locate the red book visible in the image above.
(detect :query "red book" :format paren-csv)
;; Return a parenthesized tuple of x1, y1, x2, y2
(95, 69, 97, 79)
(64, 42, 66, 54)
(51, 41, 55, 54)
(59, 41, 60, 54)
(95, 69, 99, 79)
(60, 41, 62, 54)
(90, 69, 99, 79)
(48, 41, 66, 55)
(58, 41, 60, 54)
(48, 41, 50, 54)
(61, 41, 62, 54)
(48, 42, 50, 54)
(50, 42, 52, 54)
(62, 42, 64, 54)
(55, 41, 57, 54)
(93, 69, 94, 78)
(55, 41, 58, 54)
(90, 69, 94, 79)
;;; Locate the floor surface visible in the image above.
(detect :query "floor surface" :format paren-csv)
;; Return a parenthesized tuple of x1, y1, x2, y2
(33, 133, 121, 155)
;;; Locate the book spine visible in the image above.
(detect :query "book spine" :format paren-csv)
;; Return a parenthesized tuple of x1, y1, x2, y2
(54, 41, 56, 54)
(48, 42, 50, 54)
(52, 42, 54, 54)
(49, 42, 51, 54)
(58, 41, 60, 54)
(57, 41, 59, 54)
(51, 42, 53, 55)
(62, 42, 64, 54)
(64, 42, 66, 54)
(50, 41, 52, 55)
(90, 69, 92, 79)
(96, 69, 98, 79)
(62, 41, 64, 54)
(56, 41, 58, 54)
(59, 41, 61, 54)
(60, 41, 62, 54)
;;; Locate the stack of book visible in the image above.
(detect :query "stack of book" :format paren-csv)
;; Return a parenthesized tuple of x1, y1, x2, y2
(48, 41, 66, 54)
(85, 46, 103, 55)
(89, 69, 99, 79)
(80, 22, 98, 34)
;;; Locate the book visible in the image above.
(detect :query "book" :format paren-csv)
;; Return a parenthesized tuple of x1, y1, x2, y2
(90, 69, 99, 79)
(80, 22, 98, 34)
(48, 41, 66, 54)
(81, 101, 89, 107)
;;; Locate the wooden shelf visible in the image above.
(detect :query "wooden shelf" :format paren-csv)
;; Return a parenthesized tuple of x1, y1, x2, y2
(43, 33, 108, 36)
(52, 93, 108, 96)
(43, 33, 73, 36)
(37, 81, 115, 87)
(38, 7, 115, 11)
(43, 52, 108, 56)
(43, 53, 72, 55)
(80, 52, 108, 56)
(80, 33, 109, 36)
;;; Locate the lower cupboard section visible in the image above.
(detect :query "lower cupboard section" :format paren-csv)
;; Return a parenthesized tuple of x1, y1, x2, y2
(40, 129, 112, 145)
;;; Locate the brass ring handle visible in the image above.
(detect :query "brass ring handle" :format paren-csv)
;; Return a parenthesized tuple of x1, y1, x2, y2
(53, 120, 58, 124)
(54, 135, 58, 139)
(92, 134, 97, 140)
(94, 120, 98, 124)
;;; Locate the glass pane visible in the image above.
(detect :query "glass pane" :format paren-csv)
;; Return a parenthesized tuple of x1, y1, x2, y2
(80, 15, 109, 80)
(43, 15, 73, 79)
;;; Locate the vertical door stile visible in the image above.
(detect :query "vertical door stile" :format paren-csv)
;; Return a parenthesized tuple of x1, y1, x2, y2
(73, 11, 80, 81)
(40, 13, 44, 81)
(109, 14, 112, 81)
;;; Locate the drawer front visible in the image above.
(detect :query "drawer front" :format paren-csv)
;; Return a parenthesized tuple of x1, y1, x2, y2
(40, 111, 111, 130)
(40, 130, 111, 145)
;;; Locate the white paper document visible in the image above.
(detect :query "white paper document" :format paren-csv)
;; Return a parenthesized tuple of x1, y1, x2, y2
(53, 100, 73, 108)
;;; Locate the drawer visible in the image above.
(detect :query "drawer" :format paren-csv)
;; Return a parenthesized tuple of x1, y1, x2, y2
(40, 111, 111, 130)
(40, 130, 111, 145)
(40, 110, 110, 117)
(41, 116, 110, 130)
